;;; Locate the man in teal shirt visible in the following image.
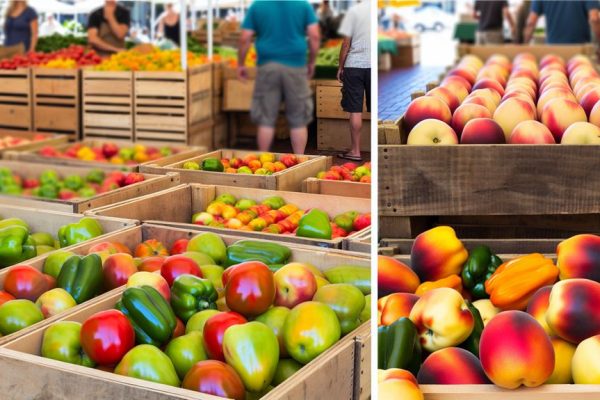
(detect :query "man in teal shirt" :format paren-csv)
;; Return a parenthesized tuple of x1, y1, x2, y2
(238, 0, 320, 154)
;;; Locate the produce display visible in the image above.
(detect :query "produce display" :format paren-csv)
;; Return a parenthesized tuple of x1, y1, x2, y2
(191, 193, 371, 239)
(35, 34, 88, 53)
(0, 45, 101, 69)
(37, 142, 179, 165)
(316, 39, 342, 67)
(315, 162, 371, 183)
(0, 168, 145, 200)
(377, 226, 600, 399)
(181, 153, 301, 175)
(94, 48, 210, 72)
(0, 134, 52, 149)
(405, 53, 600, 145)
(17, 232, 371, 399)
(0, 216, 104, 268)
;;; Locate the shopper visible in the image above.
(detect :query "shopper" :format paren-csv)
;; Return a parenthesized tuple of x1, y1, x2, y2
(514, 0, 531, 44)
(158, 2, 180, 45)
(318, 1, 335, 41)
(337, 0, 371, 162)
(87, 0, 131, 57)
(3, 1, 38, 53)
(523, 0, 600, 44)
(238, 1, 320, 155)
(473, 0, 515, 44)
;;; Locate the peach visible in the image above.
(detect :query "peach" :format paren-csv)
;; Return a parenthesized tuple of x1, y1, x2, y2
(540, 79, 571, 93)
(574, 79, 600, 99)
(476, 69, 507, 87)
(467, 88, 501, 105)
(561, 121, 600, 144)
(409, 287, 474, 352)
(589, 100, 600, 127)
(417, 347, 490, 384)
(403, 96, 452, 132)
(378, 255, 420, 296)
(461, 118, 505, 144)
(462, 95, 497, 114)
(570, 67, 599, 88)
(501, 89, 534, 105)
(540, 54, 565, 69)
(546, 337, 576, 384)
(493, 97, 536, 140)
(509, 120, 556, 144)
(526, 285, 553, 335)
(537, 88, 577, 116)
(426, 86, 460, 112)
(510, 68, 538, 81)
(579, 87, 600, 116)
(378, 369, 424, 400)
(378, 293, 420, 326)
(472, 78, 505, 97)
(480, 311, 554, 389)
(557, 234, 600, 282)
(485, 54, 512, 71)
(447, 68, 476, 85)
(451, 103, 491, 136)
(410, 226, 468, 282)
(546, 279, 600, 343)
(568, 54, 592, 72)
(572, 335, 600, 384)
(541, 98, 587, 142)
(406, 119, 458, 145)
(441, 76, 471, 100)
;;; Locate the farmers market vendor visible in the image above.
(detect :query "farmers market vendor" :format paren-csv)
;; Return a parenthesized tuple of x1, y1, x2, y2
(87, 0, 130, 57)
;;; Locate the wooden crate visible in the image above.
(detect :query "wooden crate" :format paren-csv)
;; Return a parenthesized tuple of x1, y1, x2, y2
(303, 177, 371, 199)
(212, 114, 228, 149)
(86, 183, 371, 248)
(134, 64, 213, 144)
(378, 119, 402, 145)
(212, 61, 224, 96)
(82, 70, 134, 140)
(354, 325, 372, 400)
(0, 160, 180, 213)
(0, 69, 32, 131)
(317, 118, 371, 152)
(6, 139, 207, 172)
(344, 227, 371, 253)
(230, 112, 290, 144)
(223, 78, 255, 111)
(0, 223, 369, 400)
(0, 129, 67, 156)
(32, 67, 80, 140)
(316, 80, 370, 120)
(456, 43, 594, 60)
(141, 149, 330, 192)
(391, 44, 421, 68)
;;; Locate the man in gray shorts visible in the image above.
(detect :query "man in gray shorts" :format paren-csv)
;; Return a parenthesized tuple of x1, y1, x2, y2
(237, 1, 320, 154)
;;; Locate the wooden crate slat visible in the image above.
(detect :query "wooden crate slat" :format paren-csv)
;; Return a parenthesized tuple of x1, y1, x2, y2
(317, 118, 371, 152)
(317, 81, 370, 120)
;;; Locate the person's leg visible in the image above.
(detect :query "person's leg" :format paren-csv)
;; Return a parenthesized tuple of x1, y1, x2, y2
(257, 126, 276, 151)
(290, 127, 308, 154)
(349, 113, 362, 156)
(341, 68, 365, 158)
(250, 64, 282, 151)
(282, 65, 313, 154)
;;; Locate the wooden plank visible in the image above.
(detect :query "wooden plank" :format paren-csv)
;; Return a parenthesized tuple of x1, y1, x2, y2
(222, 78, 254, 111)
(317, 118, 371, 153)
(345, 227, 372, 254)
(379, 237, 562, 255)
(303, 177, 371, 199)
(354, 324, 372, 400)
(457, 43, 594, 59)
(421, 385, 600, 400)
(316, 83, 370, 120)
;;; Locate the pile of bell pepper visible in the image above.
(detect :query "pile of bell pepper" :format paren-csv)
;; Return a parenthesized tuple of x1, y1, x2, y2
(191, 193, 371, 240)
(377, 226, 600, 400)
(18, 231, 370, 399)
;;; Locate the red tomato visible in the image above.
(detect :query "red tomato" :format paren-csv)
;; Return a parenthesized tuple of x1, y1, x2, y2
(80, 310, 135, 366)
(182, 360, 245, 400)
(160, 255, 201, 287)
(203, 312, 246, 361)
(3, 265, 55, 302)
(223, 261, 275, 317)
(169, 239, 189, 255)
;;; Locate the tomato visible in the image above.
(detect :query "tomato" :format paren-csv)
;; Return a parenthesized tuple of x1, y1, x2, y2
(4, 265, 55, 302)
(223, 261, 275, 317)
(182, 360, 245, 400)
(203, 311, 246, 361)
(160, 255, 202, 287)
(80, 310, 135, 366)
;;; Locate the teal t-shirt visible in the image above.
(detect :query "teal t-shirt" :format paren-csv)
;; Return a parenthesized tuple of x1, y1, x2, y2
(242, 0, 318, 67)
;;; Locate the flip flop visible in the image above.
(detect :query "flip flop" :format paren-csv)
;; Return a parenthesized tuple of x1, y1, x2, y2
(338, 153, 363, 162)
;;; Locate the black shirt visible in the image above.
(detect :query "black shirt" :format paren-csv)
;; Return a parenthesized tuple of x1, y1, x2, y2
(87, 4, 131, 30)
(475, 0, 508, 31)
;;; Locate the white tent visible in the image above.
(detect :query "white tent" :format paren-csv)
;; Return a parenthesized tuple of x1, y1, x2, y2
(29, 0, 77, 14)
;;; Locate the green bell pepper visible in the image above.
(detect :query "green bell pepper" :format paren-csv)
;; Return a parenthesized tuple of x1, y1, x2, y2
(40, 170, 59, 186)
(116, 285, 177, 347)
(461, 245, 503, 299)
(262, 196, 285, 210)
(225, 240, 291, 267)
(0, 226, 36, 268)
(201, 158, 224, 172)
(0, 218, 29, 230)
(57, 217, 103, 248)
(378, 317, 421, 375)
(459, 300, 485, 357)
(57, 254, 103, 304)
(170, 274, 218, 322)
(64, 175, 84, 191)
(296, 209, 332, 240)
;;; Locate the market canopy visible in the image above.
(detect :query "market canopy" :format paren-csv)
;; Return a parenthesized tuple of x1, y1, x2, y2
(378, 0, 421, 8)
(29, 0, 78, 14)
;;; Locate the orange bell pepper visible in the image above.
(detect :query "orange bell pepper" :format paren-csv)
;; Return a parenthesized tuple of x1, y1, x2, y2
(415, 274, 462, 296)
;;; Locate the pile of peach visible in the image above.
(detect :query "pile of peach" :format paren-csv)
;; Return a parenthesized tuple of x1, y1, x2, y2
(404, 53, 600, 145)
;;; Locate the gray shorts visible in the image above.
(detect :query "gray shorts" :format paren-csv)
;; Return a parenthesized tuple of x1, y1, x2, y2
(250, 62, 314, 129)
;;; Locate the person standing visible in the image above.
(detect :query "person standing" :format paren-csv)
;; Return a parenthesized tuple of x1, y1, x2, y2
(3, 1, 38, 53)
(523, 0, 600, 44)
(87, 0, 131, 57)
(337, 0, 371, 162)
(514, 0, 531, 44)
(473, 0, 515, 44)
(238, 0, 320, 155)
(158, 3, 180, 45)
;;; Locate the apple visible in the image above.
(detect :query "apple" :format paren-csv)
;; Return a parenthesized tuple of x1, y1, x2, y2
(407, 119, 458, 145)
(103, 253, 138, 290)
(561, 121, 600, 144)
(35, 288, 77, 318)
(273, 263, 318, 308)
(127, 272, 171, 301)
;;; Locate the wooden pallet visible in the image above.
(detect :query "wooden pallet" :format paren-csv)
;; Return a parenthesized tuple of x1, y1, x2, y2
(32, 67, 80, 140)
(317, 118, 371, 152)
(303, 177, 371, 199)
(134, 64, 213, 144)
(82, 70, 134, 140)
(140, 149, 330, 191)
(0, 160, 180, 213)
(0, 69, 32, 131)
(87, 183, 371, 249)
(0, 223, 369, 400)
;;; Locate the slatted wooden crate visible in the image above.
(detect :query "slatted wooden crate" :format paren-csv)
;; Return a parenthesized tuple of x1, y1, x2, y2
(303, 177, 371, 199)
(82, 70, 134, 140)
(0, 69, 32, 131)
(316, 80, 370, 120)
(456, 43, 594, 59)
(0, 129, 67, 157)
(222, 66, 256, 111)
(317, 118, 371, 152)
(344, 227, 371, 253)
(354, 324, 372, 400)
(87, 183, 371, 248)
(212, 114, 228, 149)
(32, 67, 80, 140)
(0, 223, 370, 400)
(141, 149, 330, 191)
(0, 160, 180, 213)
(134, 64, 213, 144)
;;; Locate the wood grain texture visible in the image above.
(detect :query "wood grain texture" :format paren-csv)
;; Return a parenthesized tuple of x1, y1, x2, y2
(379, 237, 562, 255)
(318, 119, 371, 152)
(303, 177, 371, 199)
(354, 324, 371, 400)
(421, 384, 600, 400)
(0, 69, 32, 130)
(457, 43, 594, 59)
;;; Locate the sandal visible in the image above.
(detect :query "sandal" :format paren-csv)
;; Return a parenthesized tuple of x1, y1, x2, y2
(338, 153, 363, 162)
